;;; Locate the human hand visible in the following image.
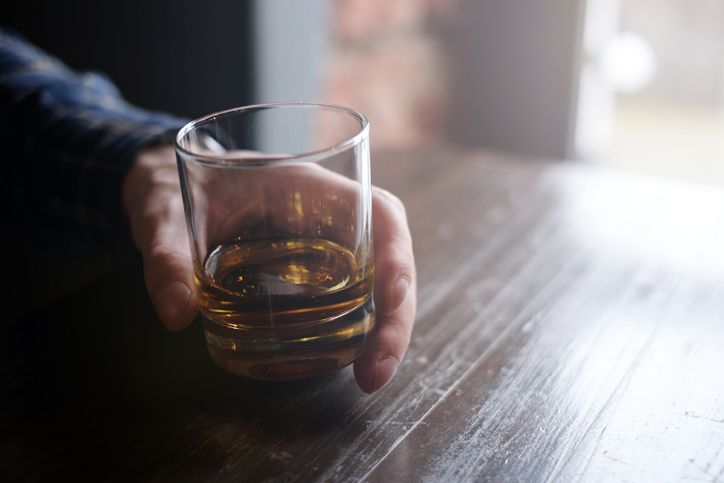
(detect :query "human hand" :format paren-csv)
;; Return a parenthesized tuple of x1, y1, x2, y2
(122, 145, 416, 393)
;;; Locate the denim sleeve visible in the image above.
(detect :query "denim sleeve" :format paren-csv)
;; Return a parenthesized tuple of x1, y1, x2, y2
(0, 28, 189, 237)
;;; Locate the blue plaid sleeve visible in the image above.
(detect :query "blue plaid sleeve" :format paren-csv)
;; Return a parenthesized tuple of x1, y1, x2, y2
(0, 28, 189, 236)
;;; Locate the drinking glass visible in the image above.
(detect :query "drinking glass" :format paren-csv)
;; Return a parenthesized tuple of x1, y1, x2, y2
(173, 103, 375, 380)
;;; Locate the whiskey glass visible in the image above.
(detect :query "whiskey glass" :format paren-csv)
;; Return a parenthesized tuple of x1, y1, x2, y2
(173, 103, 375, 380)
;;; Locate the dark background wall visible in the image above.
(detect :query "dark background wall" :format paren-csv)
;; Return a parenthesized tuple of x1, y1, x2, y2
(4, 0, 255, 120)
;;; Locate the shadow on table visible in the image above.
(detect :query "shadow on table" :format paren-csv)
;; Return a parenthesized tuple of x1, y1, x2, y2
(1, 250, 363, 480)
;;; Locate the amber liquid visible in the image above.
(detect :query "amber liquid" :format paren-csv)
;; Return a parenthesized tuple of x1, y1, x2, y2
(196, 237, 376, 380)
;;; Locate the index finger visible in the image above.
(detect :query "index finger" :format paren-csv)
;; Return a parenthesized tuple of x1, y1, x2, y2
(353, 187, 416, 393)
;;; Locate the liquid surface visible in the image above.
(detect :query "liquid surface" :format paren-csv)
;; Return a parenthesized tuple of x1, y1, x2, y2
(197, 237, 373, 328)
(196, 237, 376, 380)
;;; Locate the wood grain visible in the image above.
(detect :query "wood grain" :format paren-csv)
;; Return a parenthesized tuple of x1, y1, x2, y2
(2, 148, 723, 482)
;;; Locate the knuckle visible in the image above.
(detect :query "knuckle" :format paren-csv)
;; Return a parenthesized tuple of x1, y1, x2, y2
(374, 187, 407, 216)
(146, 243, 186, 265)
(384, 245, 415, 274)
(381, 315, 414, 354)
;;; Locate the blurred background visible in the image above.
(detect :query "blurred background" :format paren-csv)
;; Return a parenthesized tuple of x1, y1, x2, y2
(5, 0, 724, 186)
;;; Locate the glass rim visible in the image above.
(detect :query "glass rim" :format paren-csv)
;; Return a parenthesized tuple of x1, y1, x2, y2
(173, 102, 370, 167)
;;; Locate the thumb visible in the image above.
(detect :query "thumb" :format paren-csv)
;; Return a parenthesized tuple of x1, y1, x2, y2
(124, 146, 199, 332)
(143, 235, 198, 332)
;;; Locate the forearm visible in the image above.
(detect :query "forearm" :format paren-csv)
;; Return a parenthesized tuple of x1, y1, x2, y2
(0, 28, 187, 236)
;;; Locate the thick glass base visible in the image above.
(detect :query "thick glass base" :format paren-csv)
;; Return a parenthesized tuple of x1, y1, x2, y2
(203, 298, 376, 380)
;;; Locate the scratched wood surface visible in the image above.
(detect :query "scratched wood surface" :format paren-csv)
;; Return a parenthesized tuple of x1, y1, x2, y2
(2, 149, 724, 482)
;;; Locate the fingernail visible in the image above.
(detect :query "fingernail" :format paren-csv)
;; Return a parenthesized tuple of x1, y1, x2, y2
(155, 282, 191, 329)
(374, 356, 399, 392)
(388, 277, 410, 315)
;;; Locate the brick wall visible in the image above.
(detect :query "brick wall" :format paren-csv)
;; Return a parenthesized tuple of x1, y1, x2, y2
(324, 0, 459, 150)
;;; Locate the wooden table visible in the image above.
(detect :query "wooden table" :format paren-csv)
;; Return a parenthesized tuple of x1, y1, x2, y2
(2, 148, 724, 481)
